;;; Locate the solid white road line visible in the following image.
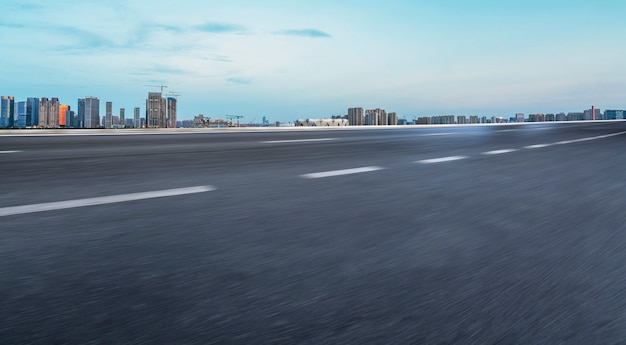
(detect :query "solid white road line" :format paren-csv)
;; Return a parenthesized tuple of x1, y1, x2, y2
(301, 166, 384, 179)
(416, 156, 468, 164)
(499, 129, 519, 132)
(261, 138, 336, 144)
(482, 149, 518, 155)
(0, 186, 216, 217)
(524, 144, 552, 149)
(0, 150, 21, 154)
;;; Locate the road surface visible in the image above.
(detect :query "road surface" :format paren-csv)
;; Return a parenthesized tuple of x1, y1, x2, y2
(1, 122, 625, 344)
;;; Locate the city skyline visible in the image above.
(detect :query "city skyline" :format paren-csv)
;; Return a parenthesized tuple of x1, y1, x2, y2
(1, 89, 625, 128)
(2, 1, 626, 122)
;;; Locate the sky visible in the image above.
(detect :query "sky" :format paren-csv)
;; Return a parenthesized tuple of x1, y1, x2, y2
(2, 0, 626, 123)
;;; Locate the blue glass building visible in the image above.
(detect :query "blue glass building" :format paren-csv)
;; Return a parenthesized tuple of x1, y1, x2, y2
(27, 97, 40, 127)
(16, 101, 27, 128)
(1, 96, 15, 128)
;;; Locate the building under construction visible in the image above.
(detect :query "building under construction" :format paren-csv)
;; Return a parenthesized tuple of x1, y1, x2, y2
(146, 93, 178, 128)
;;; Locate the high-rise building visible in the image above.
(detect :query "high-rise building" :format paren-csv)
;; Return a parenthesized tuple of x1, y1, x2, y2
(87, 97, 100, 128)
(515, 113, 525, 122)
(365, 110, 378, 125)
(68, 110, 76, 128)
(16, 101, 26, 128)
(378, 110, 388, 126)
(604, 110, 624, 120)
(38, 97, 50, 127)
(388, 112, 398, 125)
(105, 102, 112, 129)
(347, 107, 364, 126)
(50, 98, 60, 127)
(78, 96, 100, 128)
(78, 98, 85, 128)
(38, 97, 60, 128)
(583, 108, 601, 121)
(27, 97, 39, 127)
(134, 107, 140, 128)
(167, 97, 177, 128)
(59, 105, 69, 127)
(1, 96, 15, 128)
(146, 92, 165, 128)
(457, 116, 467, 124)
(364, 108, 387, 126)
(119, 108, 125, 128)
(76, 98, 86, 128)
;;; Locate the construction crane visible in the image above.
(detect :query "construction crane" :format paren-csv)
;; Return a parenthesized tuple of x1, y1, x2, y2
(145, 84, 168, 94)
(226, 115, 244, 127)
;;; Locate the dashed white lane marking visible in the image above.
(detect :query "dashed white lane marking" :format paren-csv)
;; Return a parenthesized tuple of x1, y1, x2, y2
(416, 156, 468, 164)
(524, 144, 552, 149)
(524, 131, 626, 149)
(0, 150, 21, 154)
(482, 149, 519, 155)
(556, 138, 592, 145)
(499, 129, 519, 132)
(555, 131, 626, 145)
(301, 166, 384, 179)
(0, 186, 216, 217)
(261, 138, 336, 144)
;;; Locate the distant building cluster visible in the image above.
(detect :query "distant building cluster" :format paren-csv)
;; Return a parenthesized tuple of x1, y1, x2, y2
(295, 118, 348, 126)
(412, 108, 623, 125)
(296, 107, 398, 127)
(340, 107, 624, 126)
(189, 114, 283, 128)
(0, 92, 179, 129)
(3, 93, 626, 129)
(346, 107, 398, 126)
(192, 114, 236, 128)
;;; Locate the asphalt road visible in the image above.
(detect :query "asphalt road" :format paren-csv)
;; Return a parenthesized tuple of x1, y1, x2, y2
(1, 122, 626, 344)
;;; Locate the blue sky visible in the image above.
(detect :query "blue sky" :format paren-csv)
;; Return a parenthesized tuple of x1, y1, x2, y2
(2, 0, 626, 122)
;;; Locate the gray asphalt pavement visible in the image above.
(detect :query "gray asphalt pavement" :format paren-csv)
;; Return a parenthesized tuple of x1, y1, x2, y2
(1, 122, 626, 344)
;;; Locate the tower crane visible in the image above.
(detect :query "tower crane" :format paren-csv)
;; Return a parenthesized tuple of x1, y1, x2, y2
(145, 84, 168, 94)
(226, 115, 244, 127)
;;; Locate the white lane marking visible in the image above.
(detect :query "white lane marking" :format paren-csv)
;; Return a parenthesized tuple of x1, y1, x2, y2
(0, 186, 216, 217)
(301, 166, 384, 179)
(499, 129, 519, 132)
(416, 156, 468, 164)
(261, 138, 336, 144)
(555, 131, 626, 145)
(556, 138, 592, 145)
(0, 150, 21, 154)
(524, 144, 552, 149)
(482, 149, 519, 155)
(420, 132, 454, 136)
